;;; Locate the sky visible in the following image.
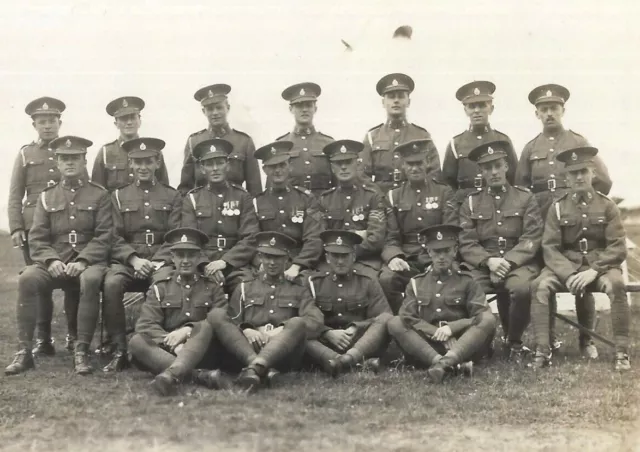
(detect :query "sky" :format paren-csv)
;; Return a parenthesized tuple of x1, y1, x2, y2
(1, 0, 639, 230)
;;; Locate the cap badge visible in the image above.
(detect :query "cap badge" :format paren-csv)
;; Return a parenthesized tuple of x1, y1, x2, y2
(336, 236, 343, 245)
(269, 237, 276, 246)
(436, 231, 443, 240)
(473, 87, 480, 95)
(487, 146, 494, 155)
(412, 144, 418, 150)
(571, 152, 578, 161)
(270, 146, 277, 155)
(122, 99, 128, 108)
(140, 143, 146, 151)
(208, 90, 214, 98)
(300, 88, 306, 96)
(42, 102, 49, 110)
(180, 234, 188, 243)
(546, 89, 553, 97)
(65, 139, 72, 148)
(391, 79, 399, 86)
(340, 145, 347, 153)
(210, 145, 217, 152)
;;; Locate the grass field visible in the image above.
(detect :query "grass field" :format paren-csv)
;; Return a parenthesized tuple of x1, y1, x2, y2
(0, 234, 638, 451)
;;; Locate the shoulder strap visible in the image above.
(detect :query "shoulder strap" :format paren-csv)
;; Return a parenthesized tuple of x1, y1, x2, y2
(468, 194, 473, 214)
(187, 136, 194, 156)
(555, 202, 561, 220)
(40, 191, 48, 210)
(253, 198, 258, 213)
(153, 284, 161, 301)
(114, 189, 121, 210)
(388, 190, 394, 207)
(450, 138, 458, 159)
(102, 146, 107, 165)
(189, 192, 197, 210)
(20, 147, 27, 166)
(366, 130, 374, 147)
(308, 276, 316, 299)
(410, 277, 417, 296)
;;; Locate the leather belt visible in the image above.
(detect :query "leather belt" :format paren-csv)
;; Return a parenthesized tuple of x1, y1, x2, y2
(129, 231, 159, 246)
(458, 176, 485, 190)
(531, 179, 568, 193)
(54, 230, 92, 246)
(403, 233, 425, 245)
(372, 169, 404, 183)
(205, 236, 238, 250)
(565, 238, 605, 254)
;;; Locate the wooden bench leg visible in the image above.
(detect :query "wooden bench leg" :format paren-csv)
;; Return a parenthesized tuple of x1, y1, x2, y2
(553, 312, 615, 348)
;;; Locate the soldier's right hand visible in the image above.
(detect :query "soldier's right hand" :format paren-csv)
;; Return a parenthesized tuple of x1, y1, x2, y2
(11, 230, 26, 248)
(323, 329, 352, 352)
(243, 328, 267, 352)
(388, 257, 411, 272)
(47, 260, 67, 278)
(129, 256, 154, 278)
(487, 258, 511, 279)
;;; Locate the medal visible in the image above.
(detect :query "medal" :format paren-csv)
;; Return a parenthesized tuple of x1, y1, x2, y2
(352, 214, 359, 222)
(432, 202, 439, 209)
(233, 209, 240, 216)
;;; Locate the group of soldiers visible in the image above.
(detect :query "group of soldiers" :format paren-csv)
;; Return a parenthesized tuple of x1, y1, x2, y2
(4, 72, 631, 394)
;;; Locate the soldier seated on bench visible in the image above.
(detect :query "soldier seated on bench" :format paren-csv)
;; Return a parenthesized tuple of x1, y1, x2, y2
(531, 146, 630, 371)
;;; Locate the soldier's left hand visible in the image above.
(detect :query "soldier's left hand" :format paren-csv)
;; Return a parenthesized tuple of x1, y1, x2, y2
(284, 264, 301, 281)
(205, 260, 227, 284)
(65, 261, 88, 277)
(163, 326, 191, 351)
(432, 325, 452, 342)
(572, 268, 598, 293)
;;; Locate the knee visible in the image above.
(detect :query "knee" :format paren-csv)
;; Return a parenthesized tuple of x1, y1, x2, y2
(19, 266, 45, 288)
(533, 280, 553, 304)
(375, 312, 393, 326)
(80, 269, 104, 293)
(477, 311, 497, 332)
(103, 273, 124, 293)
(378, 269, 395, 288)
(206, 307, 229, 326)
(508, 284, 531, 306)
(128, 333, 151, 357)
(387, 316, 406, 337)
(285, 317, 306, 332)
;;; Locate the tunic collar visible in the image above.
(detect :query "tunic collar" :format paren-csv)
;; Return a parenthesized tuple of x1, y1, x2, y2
(487, 185, 507, 194)
(177, 274, 199, 286)
(136, 179, 157, 189)
(208, 123, 230, 137)
(542, 126, 565, 140)
(386, 117, 407, 129)
(269, 184, 291, 194)
(207, 181, 229, 193)
(293, 125, 316, 136)
(261, 272, 285, 285)
(468, 124, 491, 134)
(61, 178, 84, 190)
(572, 189, 594, 204)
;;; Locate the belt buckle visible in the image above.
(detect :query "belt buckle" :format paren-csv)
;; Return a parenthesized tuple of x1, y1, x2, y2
(264, 323, 274, 332)
(393, 169, 401, 182)
(216, 237, 227, 248)
(498, 237, 507, 250)
(68, 230, 77, 245)
(474, 175, 483, 189)
(547, 179, 556, 191)
(438, 321, 448, 328)
(303, 180, 311, 190)
(579, 238, 588, 253)
(145, 232, 155, 246)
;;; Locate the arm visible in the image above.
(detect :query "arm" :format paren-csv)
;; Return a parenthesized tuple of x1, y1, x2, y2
(504, 194, 543, 267)
(350, 278, 392, 330)
(425, 140, 442, 180)
(110, 192, 137, 265)
(180, 192, 197, 228)
(514, 143, 532, 188)
(152, 190, 183, 263)
(398, 279, 438, 337)
(458, 196, 491, 267)
(292, 196, 323, 269)
(90, 147, 107, 187)
(177, 137, 195, 196)
(355, 191, 386, 257)
(441, 140, 459, 189)
(28, 193, 61, 265)
(222, 192, 260, 268)
(381, 192, 404, 263)
(591, 201, 627, 273)
(447, 277, 488, 335)
(76, 191, 113, 265)
(542, 202, 577, 282)
(135, 284, 169, 344)
(440, 185, 458, 226)
(8, 151, 26, 234)
(293, 285, 324, 340)
(243, 137, 263, 196)
(359, 132, 374, 182)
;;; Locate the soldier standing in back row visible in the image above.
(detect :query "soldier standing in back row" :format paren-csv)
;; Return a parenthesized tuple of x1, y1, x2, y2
(442, 81, 517, 205)
(92, 96, 169, 190)
(360, 73, 441, 194)
(178, 84, 262, 196)
(5, 136, 112, 376)
(8, 97, 79, 356)
(275, 82, 335, 197)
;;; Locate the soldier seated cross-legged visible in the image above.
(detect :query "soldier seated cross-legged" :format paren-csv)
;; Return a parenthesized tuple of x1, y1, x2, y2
(530, 147, 631, 371)
(101, 137, 182, 373)
(306, 230, 392, 377)
(459, 140, 543, 363)
(388, 225, 497, 384)
(5, 136, 112, 376)
(128, 228, 230, 397)
(205, 232, 324, 393)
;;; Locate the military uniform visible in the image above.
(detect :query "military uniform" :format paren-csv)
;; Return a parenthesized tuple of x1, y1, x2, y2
(378, 141, 457, 312)
(459, 141, 543, 353)
(531, 147, 630, 370)
(388, 225, 497, 382)
(515, 85, 612, 218)
(178, 84, 262, 196)
(6, 136, 112, 376)
(206, 232, 324, 390)
(101, 138, 182, 371)
(276, 82, 335, 196)
(306, 230, 392, 375)
(181, 139, 259, 275)
(92, 97, 169, 191)
(442, 81, 517, 203)
(360, 74, 441, 194)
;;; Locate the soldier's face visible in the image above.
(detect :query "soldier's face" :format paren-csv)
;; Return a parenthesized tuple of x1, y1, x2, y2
(172, 249, 200, 276)
(114, 113, 141, 138)
(535, 102, 564, 129)
(200, 157, 228, 184)
(56, 154, 86, 178)
(402, 159, 427, 182)
(258, 252, 288, 277)
(479, 158, 508, 188)
(427, 245, 457, 273)
(289, 101, 317, 126)
(32, 114, 61, 142)
(326, 251, 355, 276)
(263, 160, 290, 185)
(130, 156, 160, 182)
(331, 158, 357, 183)
(464, 101, 494, 126)
(382, 91, 410, 117)
(566, 166, 595, 192)
(202, 101, 230, 128)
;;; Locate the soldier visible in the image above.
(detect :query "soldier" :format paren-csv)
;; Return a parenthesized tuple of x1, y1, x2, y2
(387, 225, 497, 383)
(458, 141, 543, 363)
(5, 136, 112, 376)
(252, 140, 323, 280)
(206, 232, 324, 392)
(128, 227, 231, 396)
(379, 139, 457, 313)
(318, 140, 386, 278)
(530, 147, 630, 371)
(441, 81, 518, 205)
(92, 96, 169, 191)
(101, 138, 182, 372)
(360, 73, 441, 194)
(178, 84, 262, 196)
(306, 230, 392, 376)
(8, 97, 77, 355)
(181, 138, 259, 287)
(275, 82, 335, 196)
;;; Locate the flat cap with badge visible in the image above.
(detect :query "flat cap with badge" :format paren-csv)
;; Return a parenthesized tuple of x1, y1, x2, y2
(122, 137, 165, 159)
(420, 224, 462, 250)
(106, 96, 145, 117)
(467, 140, 511, 164)
(192, 138, 234, 161)
(254, 140, 294, 166)
(50, 136, 93, 155)
(555, 146, 599, 171)
(25, 97, 66, 117)
(376, 73, 415, 96)
(394, 139, 431, 162)
(320, 229, 363, 253)
(281, 82, 322, 104)
(528, 84, 570, 106)
(455, 81, 496, 104)
(194, 84, 232, 106)
(164, 227, 209, 251)
(322, 139, 364, 162)
(255, 231, 298, 256)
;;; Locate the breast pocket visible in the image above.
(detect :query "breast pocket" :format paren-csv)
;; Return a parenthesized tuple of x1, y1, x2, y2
(501, 209, 524, 237)
(76, 203, 98, 225)
(152, 202, 173, 224)
(227, 152, 246, 183)
(444, 295, 466, 318)
(24, 159, 48, 183)
(277, 297, 301, 311)
(191, 295, 214, 320)
(346, 298, 369, 317)
(588, 212, 607, 235)
(315, 299, 335, 313)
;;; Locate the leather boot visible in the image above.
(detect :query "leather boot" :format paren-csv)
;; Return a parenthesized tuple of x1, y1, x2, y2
(235, 367, 262, 392)
(150, 371, 178, 396)
(65, 334, 76, 352)
(5, 350, 35, 375)
(103, 335, 130, 373)
(192, 369, 233, 390)
(74, 343, 93, 375)
(32, 339, 55, 357)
